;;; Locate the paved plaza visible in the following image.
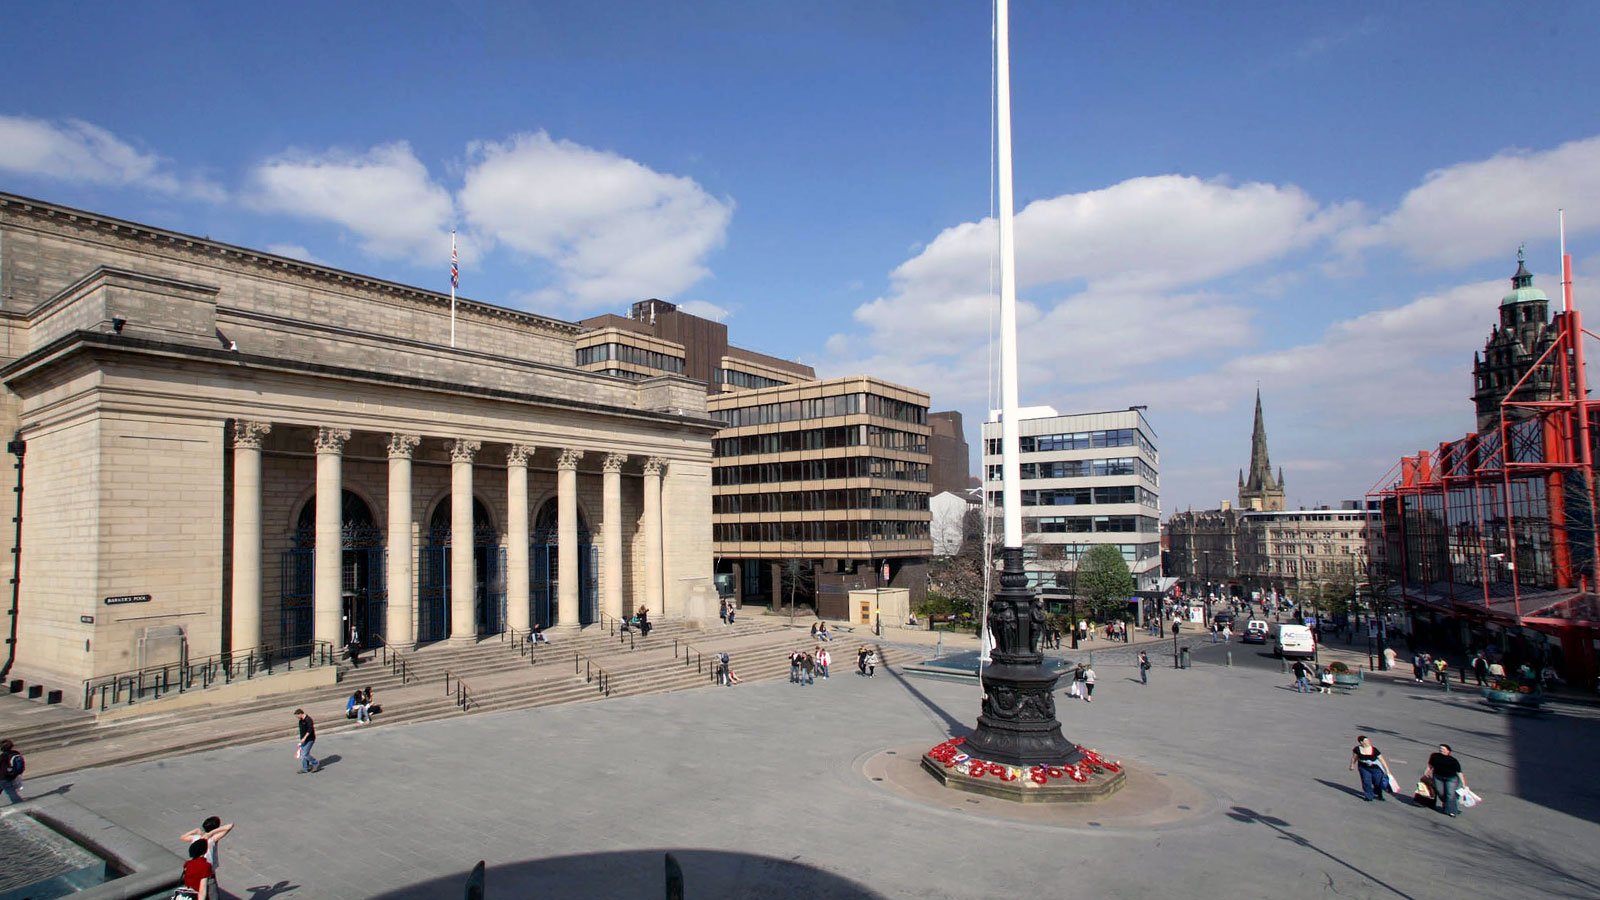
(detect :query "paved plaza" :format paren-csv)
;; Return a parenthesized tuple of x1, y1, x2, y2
(15, 637, 1600, 899)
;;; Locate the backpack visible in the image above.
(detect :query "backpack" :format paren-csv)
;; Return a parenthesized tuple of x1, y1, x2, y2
(2, 750, 22, 779)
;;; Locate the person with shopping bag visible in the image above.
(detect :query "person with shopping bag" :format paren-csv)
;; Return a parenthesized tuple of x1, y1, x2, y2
(1348, 735, 1395, 802)
(1423, 743, 1474, 817)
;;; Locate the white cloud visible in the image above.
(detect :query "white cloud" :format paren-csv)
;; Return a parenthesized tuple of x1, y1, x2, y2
(458, 132, 732, 310)
(246, 142, 454, 260)
(676, 299, 731, 321)
(822, 174, 1336, 404)
(0, 115, 224, 201)
(1339, 135, 1600, 267)
(264, 243, 320, 263)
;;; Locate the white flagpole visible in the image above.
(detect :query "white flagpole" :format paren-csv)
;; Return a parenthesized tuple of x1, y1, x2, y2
(450, 230, 458, 349)
(996, 0, 1022, 550)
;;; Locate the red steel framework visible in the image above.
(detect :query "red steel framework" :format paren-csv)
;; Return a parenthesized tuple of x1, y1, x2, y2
(1367, 241, 1600, 681)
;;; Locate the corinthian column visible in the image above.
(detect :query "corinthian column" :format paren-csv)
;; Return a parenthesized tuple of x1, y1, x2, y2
(314, 427, 351, 648)
(386, 433, 420, 648)
(450, 439, 481, 642)
(602, 453, 627, 621)
(557, 448, 584, 625)
(230, 420, 271, 653)
(643, 457, 665, 616)
(506, 444, 535, 632)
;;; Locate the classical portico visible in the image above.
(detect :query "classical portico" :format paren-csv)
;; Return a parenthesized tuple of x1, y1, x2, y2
(0, 191, 718, 690)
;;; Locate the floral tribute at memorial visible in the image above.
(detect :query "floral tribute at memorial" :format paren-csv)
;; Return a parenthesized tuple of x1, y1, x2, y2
(926, 736, 1121, 786)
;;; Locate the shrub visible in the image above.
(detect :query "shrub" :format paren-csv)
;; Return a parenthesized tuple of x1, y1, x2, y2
(1328, 661, 1351, 674)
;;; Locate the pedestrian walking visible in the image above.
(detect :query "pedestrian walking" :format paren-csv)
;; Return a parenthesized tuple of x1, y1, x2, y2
(719, 599, 730, 625)
(1222, 623, 1233, 643)
(0, 739, 24, 804)
(726, 605, 736, 625)
(179, 815, 233, 897)
(293, 709, 319, 774)
(1423, 743, 1471, 818)
(1138, 650, 1151, 685)
(857, 646, 869, 676)
(801, 652, 815, 685)
(789, 650, 803, 684)
(1348, 735, 1394, 802)
(1412, 653, 1426, 683)
(815, 646, 830, 679)
(1082, 665, 1097, 702)
(864, 649, 878, 677)
(1292, 659, 1313, 693)
(1471, 652, 1489, 686)
(1434, 657, 1449, 685)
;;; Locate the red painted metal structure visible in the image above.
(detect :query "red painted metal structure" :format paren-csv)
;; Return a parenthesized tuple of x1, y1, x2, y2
(1367, 246, 1600, 684)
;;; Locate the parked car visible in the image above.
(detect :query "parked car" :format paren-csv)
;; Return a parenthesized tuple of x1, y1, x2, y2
(1243, 620, 1269, 643)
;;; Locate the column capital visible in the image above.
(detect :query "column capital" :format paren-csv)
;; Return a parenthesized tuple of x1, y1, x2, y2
(450, 438, 482, 464)
(315, 426, 351, 454)
(506, 443, 537, 467)
(602, 452, 628, 474)
(387, 433, 421, 459)
(233, 420, 272, 450)
(558, 448, 585, 470)
(643, 456, 666, 476)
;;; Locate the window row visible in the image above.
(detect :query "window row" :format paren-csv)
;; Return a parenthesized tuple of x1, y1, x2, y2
(1011, 485, 1160, 507)
(717, 368, 791, 390)
(1024, 515, 1159, 534)
(576, 342, 685, 373)
(984, 427, 1156, 457)
(713, 520, 932, 543)
(987, 457, 1160, 486)
(713, 425, 928, 458)
(713, 489, 929, 514)
(1018, 541, 1160, 563)
(713, 457, 930, 486)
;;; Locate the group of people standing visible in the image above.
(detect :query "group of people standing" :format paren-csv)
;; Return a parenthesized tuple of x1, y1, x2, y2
(718, 599, 738, 625)
(1349, 735, 1475, 817)
(788, 647, 832, 684)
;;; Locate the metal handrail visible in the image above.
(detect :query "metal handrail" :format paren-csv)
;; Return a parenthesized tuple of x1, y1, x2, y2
(373, 634, 411, 684)
(598, 612, 636, 649)
(574, 650, 613, 697)
(82, 640, 336, 711)
(672, 639, 719, 683)
(444, 670, 475, 712)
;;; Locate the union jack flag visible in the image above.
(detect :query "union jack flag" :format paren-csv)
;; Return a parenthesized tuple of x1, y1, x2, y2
(450, 232, 459, 290)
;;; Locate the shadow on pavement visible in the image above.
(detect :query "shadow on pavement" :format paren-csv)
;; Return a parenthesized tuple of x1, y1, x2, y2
(1313, 777, 1370, 800)
(243, 881, 299, 900)
(1225, 806, 1418, 900)
(368, 849, 887, 899)
(884, 664, 970, 739)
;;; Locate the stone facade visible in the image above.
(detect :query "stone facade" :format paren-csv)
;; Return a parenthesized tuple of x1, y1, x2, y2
(0, 193, 718, 692)
(1165, 505, 1373, 599)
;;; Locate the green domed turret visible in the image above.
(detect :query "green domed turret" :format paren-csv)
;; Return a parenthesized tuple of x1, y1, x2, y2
(1502, 246, 1548, 306)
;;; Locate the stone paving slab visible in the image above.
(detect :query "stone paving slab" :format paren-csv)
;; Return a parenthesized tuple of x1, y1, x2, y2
(7, 641, 1600, 899)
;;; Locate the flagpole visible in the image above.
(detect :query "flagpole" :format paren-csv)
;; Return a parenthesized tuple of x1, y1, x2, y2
(450, 230, 458, 349)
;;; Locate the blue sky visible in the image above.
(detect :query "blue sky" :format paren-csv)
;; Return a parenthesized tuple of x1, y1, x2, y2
(5, 2, 1600, 512)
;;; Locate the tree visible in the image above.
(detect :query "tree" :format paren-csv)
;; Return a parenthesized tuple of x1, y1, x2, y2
(1077, 544, 1135, 621)
(925, 506, 993, 624)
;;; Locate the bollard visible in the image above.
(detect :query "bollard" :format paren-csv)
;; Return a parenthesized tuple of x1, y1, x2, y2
(1180, 646, 1191, 669)
(1280, 658, 1288, 674)
(1226, 651, 1232, 668)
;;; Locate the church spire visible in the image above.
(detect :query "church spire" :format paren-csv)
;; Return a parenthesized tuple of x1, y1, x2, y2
(1239, 389, 1286, 511)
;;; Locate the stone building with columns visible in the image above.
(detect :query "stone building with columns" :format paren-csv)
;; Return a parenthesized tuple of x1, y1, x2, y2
(0, 193, 718, 693)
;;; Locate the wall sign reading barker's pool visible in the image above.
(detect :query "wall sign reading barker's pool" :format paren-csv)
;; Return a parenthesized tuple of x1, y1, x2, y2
(104, 594, 152, 606)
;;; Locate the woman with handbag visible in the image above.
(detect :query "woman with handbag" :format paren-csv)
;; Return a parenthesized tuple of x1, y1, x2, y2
(1348, 735, 1393, 802)
(1423, 743, 1470, 817)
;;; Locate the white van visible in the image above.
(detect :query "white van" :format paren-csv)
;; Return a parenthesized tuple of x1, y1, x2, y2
(1272, 624, 1316, 659)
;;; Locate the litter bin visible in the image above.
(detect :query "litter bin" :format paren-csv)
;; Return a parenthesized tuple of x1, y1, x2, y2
(1180, 646, 1191, 669)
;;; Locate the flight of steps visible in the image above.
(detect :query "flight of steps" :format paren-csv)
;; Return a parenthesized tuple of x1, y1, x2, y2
(1, 619, 926, 777)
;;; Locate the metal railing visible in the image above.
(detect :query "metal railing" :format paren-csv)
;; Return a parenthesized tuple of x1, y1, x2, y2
(444, 670, 475, 712)
(574, 651, 613, 697)
(82, 641, 336, 711)
(500, 626, 552, 664)
(374, 635, 411, 684)
(597, 612, 637, 649)
(672, 640, 720, 683)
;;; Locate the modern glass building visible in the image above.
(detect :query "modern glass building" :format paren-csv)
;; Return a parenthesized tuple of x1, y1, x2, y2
(982, 407, 1161, 591)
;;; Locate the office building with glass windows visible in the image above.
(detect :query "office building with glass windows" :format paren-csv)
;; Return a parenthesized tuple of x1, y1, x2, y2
(708, 377, 932, 616)
(983, 407, 1161, 592)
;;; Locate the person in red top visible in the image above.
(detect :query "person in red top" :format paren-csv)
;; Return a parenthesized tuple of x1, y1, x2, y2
(181, 838, 215, 898)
